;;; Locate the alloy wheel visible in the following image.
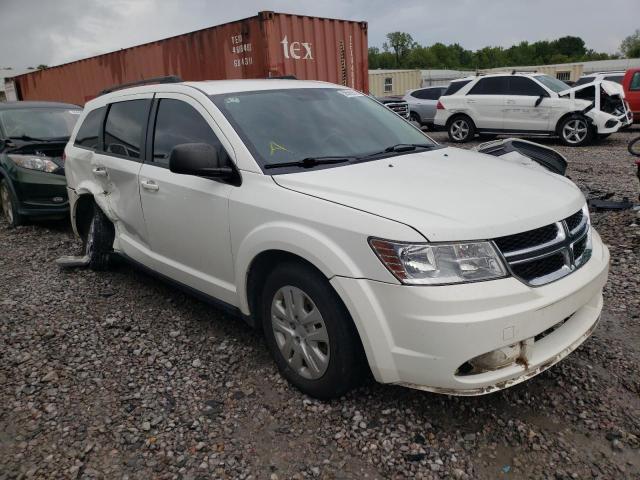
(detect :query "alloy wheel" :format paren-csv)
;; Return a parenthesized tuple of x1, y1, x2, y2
(0, 184, 14, 225)
(562, 119, 588, 145)
(270, 285, 330, 380)
(451, 119, 470, 141)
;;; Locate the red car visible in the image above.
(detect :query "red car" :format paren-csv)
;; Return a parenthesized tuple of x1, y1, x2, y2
(622, 68, 640, 123)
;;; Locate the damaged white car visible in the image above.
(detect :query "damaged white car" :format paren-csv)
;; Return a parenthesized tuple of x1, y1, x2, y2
(63, 78, 609, 399)
(434, 72, 632, 146)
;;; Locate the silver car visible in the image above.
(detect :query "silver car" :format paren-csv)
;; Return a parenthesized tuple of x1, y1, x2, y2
(403, 86, 447, 127)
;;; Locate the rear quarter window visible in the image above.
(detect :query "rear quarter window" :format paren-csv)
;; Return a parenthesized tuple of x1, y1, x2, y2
(74, 107, 105, 150)
(443, 80, 471, 96)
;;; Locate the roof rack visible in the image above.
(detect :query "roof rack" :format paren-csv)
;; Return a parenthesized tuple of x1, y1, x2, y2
(511, 70, 537, 75)
(267, 75, 297, 80)
(99, 75, 183, 95)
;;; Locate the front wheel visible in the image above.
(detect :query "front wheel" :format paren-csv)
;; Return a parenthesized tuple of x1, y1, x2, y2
(558, 115, 593, 147)
(0, 179, 23, 228)
(448, 116, 475, 143)
(261, 262, 365, 399)
(628, 136, 640, 157)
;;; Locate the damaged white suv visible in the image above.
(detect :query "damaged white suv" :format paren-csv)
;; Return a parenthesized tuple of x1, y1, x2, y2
(64, 79, 609, 399)
(435, 72, 632, 146)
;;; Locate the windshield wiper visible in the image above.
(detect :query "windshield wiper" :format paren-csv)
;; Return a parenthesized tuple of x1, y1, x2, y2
(353, 143, 438, 162)
(264, 156, 353, 170)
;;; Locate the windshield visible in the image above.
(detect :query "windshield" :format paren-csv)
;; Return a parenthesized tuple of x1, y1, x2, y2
(211, 88, 436, 171)
(534, 75, 570, 93)
(0, 108, 81, 140)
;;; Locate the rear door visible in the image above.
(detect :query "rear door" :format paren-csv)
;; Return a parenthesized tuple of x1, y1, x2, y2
(91, 95, 152, 262)
(408, 88, 444, 123)
(138, 93, 237, 305)
(502, 77, 552, 132)
(464, 77, 508, 129)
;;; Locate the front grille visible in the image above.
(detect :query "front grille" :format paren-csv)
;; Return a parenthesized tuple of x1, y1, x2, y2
(511, 253, 566, 282)
(494, 208, 591, 286)
(573, 235, 587, 260)
(384, 102, 409, 118)
(565, 209, 583, 232)
(494, 223, 559, 253)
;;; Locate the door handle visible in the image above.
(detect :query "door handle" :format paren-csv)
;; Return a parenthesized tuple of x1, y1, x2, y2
(506, 99, 516, 105)
(140, 180, 159, 192)
(92, 167, 107, 177)
(466, 99, 476, 104)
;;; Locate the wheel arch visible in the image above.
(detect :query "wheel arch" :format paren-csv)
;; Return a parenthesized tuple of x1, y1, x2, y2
(446, 112, 475, 129)
(243, 247, 372, 377)
(555, 111, 593, 136)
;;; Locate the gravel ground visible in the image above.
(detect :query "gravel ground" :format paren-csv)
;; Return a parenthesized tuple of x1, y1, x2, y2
(1, 128, 639, 480)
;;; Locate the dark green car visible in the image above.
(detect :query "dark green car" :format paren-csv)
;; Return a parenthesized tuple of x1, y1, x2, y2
(0, 101, 81, 227)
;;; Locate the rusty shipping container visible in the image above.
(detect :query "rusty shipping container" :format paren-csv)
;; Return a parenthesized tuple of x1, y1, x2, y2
(10, 11, 368, 105)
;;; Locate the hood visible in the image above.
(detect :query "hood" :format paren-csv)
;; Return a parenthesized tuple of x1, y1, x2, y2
(560, 79, 625, 98)
(272, 147, 585, 242)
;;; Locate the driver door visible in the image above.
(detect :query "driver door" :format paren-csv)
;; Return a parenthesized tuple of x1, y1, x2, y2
(138, 93, 237, 305)
(502, 77, 552, 132)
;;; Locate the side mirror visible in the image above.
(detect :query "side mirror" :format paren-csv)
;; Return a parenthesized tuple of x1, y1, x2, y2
(169, 143, 235, 180)
(534, 95, 545, 107)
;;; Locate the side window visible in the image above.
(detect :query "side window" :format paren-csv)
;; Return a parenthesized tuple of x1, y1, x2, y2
(444, 80, 471, 96)
(152, 98, 228, 167)
(507, 77, 547, 96)
(103, 99, 150, 160)
(468, 77, 508, 95)
(74, 107, 105, 150)
(413, 88, 441, 100)
(629, 72, 640, 90)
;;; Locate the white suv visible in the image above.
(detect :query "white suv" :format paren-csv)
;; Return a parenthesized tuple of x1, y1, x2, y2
(64, 78, 609, 399)
(434, 72, 632, 146)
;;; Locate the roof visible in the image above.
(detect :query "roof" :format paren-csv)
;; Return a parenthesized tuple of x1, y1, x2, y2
(0, 101, 81, 110)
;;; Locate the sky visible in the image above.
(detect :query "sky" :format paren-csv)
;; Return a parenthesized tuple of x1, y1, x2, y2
(0, 0, 638, 69)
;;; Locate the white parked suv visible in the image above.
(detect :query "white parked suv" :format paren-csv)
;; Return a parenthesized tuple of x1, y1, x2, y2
(434, 72, 632, 146)
(64, 78, 609, 399)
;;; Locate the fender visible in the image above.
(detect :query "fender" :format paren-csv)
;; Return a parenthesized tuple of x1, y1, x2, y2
(68, 181, 116, 237)
(234, 220, 365, 315)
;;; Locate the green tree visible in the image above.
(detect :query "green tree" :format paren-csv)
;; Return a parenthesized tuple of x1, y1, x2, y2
(620, 30, 640, 58)
(37, 64, 48, 70)
(551, 36, 586, 58)
(385, 32, 414, 67)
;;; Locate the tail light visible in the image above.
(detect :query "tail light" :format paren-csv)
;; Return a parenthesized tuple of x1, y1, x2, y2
(436, 100, 445, 110)
(62, 151, 66, 162)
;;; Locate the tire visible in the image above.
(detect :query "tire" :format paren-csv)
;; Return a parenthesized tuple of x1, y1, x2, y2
(409, 111, 421, 124)
(83, 204, 115, 271)
(558, 114, 593, 147)
(261, 262, 365, 399)
(597, 133, 611, 140)
(0, 179, 24, 228)
(447, 115, 475, 143)
(628, 136, 640, 157)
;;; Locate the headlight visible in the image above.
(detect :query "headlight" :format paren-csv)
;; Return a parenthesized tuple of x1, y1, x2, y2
(369, 238, 508, 285)
(9, 154, 60, 173)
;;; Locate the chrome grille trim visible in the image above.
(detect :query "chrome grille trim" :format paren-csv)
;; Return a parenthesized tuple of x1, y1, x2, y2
(493, 206, 592, 287)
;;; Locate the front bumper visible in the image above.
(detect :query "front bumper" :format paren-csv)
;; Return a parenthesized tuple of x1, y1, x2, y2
(9, 166, 68, 217)
(331, 230, 609, 395)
